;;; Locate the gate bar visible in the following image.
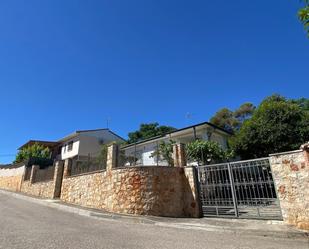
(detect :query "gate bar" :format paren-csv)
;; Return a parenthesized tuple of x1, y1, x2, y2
(227, 163, 238, 218)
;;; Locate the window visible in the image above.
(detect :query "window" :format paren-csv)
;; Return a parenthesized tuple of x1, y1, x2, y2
(68, 141, 73, 151)
(63, 145, 66, 153)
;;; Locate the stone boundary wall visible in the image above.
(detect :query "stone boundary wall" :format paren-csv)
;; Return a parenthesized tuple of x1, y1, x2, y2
(0, 166, 25, 192)
(60, 166, 201, 217)
(0, 162, 64, 199)
(20, 162, 64, 199)
(20, 165, 56, 199)
(270, 147, 309, 230)
(21, 179, 56, 199)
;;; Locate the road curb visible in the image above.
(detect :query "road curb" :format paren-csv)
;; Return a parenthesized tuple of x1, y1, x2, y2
(0, 189, 308, 240)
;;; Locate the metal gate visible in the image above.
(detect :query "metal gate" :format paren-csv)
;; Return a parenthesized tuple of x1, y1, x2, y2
(197, 158, 282, 220)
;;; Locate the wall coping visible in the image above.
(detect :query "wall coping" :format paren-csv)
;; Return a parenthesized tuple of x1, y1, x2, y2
(33, 179, 54, 184)
(65, 166, 185, 179)
(66, 170, 106, 178)
(113, 165, 183, 171)
(269, 150, 302, 157)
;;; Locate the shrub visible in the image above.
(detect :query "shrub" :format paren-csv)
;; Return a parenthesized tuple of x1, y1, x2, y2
(186, 140, 231, 165)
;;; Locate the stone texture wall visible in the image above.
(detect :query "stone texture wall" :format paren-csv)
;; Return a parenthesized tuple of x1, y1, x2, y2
(0, 175, 23, 192)
(21, 179, 56, 199)
(0, 166, 24, 192)
(270, 149, 309, 230)
(34, 166, 55, 182)
(61, 166, 201, 217)
(183, 167, 201, 217)
(19, 162, 64, 199)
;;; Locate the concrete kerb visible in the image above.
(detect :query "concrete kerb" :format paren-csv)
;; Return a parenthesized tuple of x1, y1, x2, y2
(0, 189, 308, 240)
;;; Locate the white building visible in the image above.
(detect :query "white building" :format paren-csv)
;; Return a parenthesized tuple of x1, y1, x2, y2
(18, 129, 125, 164)
(121, 122, 231, 166)
(59, 129, 124, 160)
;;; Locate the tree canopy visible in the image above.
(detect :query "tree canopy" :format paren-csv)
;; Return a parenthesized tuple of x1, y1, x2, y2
(210, 103, 255, 133)
(14, 143, 51, 163)
(127, 123, 176, 144)
(299, 0, 309, 37)
(230, 95, 309, 159)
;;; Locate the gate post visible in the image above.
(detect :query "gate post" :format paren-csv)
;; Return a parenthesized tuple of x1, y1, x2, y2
(53, 161, 64, 198)
(227, 163, 238, 218)
(173, 143, 186, 167)
(107, 143, 118, 171)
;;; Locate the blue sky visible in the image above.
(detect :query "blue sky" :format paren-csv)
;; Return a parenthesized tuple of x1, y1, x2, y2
(0, 0, 308, 163)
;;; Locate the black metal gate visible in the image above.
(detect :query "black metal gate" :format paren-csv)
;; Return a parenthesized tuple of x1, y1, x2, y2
(197, 158, 282, 220)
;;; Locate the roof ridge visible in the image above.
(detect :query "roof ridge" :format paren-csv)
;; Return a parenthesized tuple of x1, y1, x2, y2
(76, 128, 108, 133)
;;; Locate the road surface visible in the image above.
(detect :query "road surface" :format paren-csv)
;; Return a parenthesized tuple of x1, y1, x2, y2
(0, 193, 308, 249)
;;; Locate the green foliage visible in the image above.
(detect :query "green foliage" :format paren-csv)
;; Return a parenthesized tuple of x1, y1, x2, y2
(14, 143, 51, 164)
(231, 95, 309, 159)
(96, 144, 108, 166)
(298, 0, 309, 37)
(291, 97, 309, 111)
(128, 123, 176, 144)
(210, 103, 255, 132)
(151, 140, 175, 166)
(185, 140, 231, 165)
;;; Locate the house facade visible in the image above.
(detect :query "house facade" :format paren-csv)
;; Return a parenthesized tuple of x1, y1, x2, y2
(18, 129, 125, 165)
(121, 122, 232, 166)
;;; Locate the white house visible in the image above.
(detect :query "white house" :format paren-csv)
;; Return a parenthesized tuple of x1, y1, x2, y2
(59, 129, 124, 160)
(18, 129, 125, 165)
(121, 122, 232, 166)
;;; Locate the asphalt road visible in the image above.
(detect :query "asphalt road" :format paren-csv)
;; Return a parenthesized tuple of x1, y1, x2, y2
(0, 193, 308, 249)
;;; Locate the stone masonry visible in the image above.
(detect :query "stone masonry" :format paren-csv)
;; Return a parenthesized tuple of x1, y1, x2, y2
(61, 166, 201, 217)
(60, 143, 201, 217)
(0, 166, 24, 192)
(270, 144, 309, 230)
(21, 163, 64, 199)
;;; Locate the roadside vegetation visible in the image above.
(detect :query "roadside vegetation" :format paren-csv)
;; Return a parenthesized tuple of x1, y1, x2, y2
(14, 143, 51, 164)
(211, 95, 309, 159)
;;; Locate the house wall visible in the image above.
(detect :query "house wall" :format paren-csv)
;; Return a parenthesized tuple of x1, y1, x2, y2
(61, 130, 124, 160)
(81, 130, 124, 143)
(61, 136, 80, 160)
(78, 135, 102, 156)
(60, 166, 201, 217)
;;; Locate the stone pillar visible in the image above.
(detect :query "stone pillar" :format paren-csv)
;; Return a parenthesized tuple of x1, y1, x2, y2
(53, 161, 64, 198)
(270, 147, 309, 230)
(18, 166, 27, 191)
(63, 159, 71, 178)
(183, 166, 202, 218)
(21, 166, 29, 182)
(173, 143, 187, 167)
(29, 165, 39, 184)
(301, 142, 309, 166)
(107, 143, 118, 171)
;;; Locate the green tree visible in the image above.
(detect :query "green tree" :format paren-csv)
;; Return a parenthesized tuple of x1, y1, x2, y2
(128, 123, 176, 144)
(150, 140, 175, 166)
(210, 103, 255, 132)
(186, 140, 232, 165)
(299, 0, 309, 37)
(291, 97, 309, 111)
(231, 95, 309, 159)
(96, 144, 108, 166)
(14, 143, 51, 163)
